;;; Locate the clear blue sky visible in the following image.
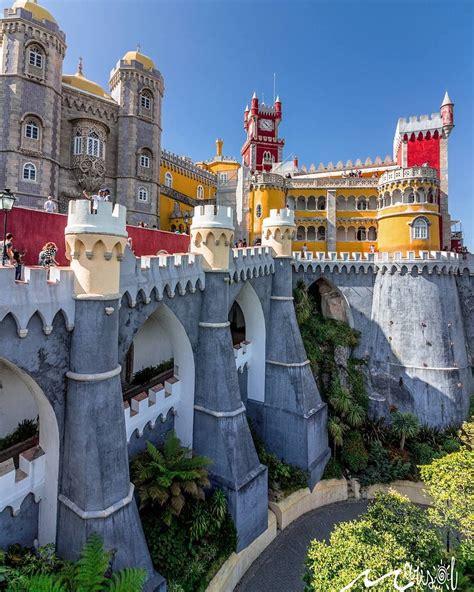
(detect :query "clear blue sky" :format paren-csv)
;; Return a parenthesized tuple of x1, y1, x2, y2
(5, 0, 473, 246)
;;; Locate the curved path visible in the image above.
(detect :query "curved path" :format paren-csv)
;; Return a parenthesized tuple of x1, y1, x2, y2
(235, 500, 369, 592)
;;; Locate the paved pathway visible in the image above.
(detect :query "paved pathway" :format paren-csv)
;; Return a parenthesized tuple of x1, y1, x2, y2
(235, 500, 369, 592)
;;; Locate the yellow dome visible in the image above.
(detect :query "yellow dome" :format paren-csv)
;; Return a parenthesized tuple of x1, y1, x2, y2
(62, 61, 112, 101)
(11, 0, 57, 24)
(122, 50, 155, 71)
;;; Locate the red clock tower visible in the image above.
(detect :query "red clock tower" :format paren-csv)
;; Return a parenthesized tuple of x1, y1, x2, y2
(241, 92, 284, 172)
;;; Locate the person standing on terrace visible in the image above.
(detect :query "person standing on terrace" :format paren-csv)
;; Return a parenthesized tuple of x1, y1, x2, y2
(44, 196, 57, 213)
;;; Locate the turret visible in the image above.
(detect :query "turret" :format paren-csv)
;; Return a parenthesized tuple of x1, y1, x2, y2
(440, 91, 454, 137)
(216, 138, 224, 158)
(190, 205, 234, 271)
(243, 105, 249, 130)
(64, 200, 127, 298)
(274, 95, 282, 121)
(251, 91, 259, 115)
(261, 208, 295, 257)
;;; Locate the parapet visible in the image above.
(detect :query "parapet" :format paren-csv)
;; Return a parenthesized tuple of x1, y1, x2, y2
(65, 200, 127, 238)
(262, 209, 296, 258)
(263, 208, 295, 228)
(191, 205, 234, 231)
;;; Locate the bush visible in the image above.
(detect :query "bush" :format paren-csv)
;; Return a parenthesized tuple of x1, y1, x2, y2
(442, 436, 461, 454)
(410, 442, 438, 466)
(131, 359, 174, 386)
(341, 431, 368, 473)
(358, 442, 411, 486)
(143, 489, 236, 592)
(322, 457, 343, 480)
(0, 419, 38, 452)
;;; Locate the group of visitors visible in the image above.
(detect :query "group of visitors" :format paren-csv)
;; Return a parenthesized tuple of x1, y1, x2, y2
(1, 230, 59, 280)
(82, 188, 112, 213)
(342, 169, 363, 178)
(235, 238, 248, 248)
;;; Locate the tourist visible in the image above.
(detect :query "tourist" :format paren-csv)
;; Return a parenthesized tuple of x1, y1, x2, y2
(13, 250, 23, 281)
(103, 188, 111, 202)
(369, 244, 375, 254)
(82, 189, 101, 214)
(44, 196, 57, 213)
(237, 239, 243, 248)
(38, 242, 59, 268)
(301, 242, 308, 259)
(1, 232, 14, 265)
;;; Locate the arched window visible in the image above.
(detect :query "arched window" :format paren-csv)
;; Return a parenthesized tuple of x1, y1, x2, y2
(140, 153, 150, 168)
(73, 131, 83, 155)
(25, 119, 39, 140)
(196, 185, 204, 199)
(23, 162, 37, 181)
(164, 172, 173, 188)
(262, 151, 274, 165)
(357, 199, 367, 210)
(356, 228, 367, 241)
(296, 225, 306, 240)
(140, 90, 153, 110)
(86, 132, 104, 158)
(256, 204, 262, 218)
(306, 226, 316, 241)
(318, 197, 326, 210)
(307, 196, 316, 211)
(138, 186, 148, 202)
(368, 226, 377, 241)
(317, 226, 326, 241)
(412, 217, 429, 240)
(28, 46, 43, 69)
(296, 196, 306, 210)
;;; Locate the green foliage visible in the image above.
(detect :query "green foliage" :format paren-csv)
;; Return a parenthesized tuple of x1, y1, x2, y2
(142, 489, 237, 592)
(341, 431, 368, 473)
(0, 536, 146, 591)
(420, 447, 474, 541)
(249, 422, 308, 498)
(358, 442, 411, 486)
(390, 412, 421, 451)
(321, 457, 343, 480)
(0, 420, 38, 453)
(131, 359, 174, 386)
(303, 492, 444, 592)
(131, 432, 211, 524)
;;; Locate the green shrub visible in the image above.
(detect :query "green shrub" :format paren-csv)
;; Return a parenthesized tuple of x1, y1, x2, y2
(358, 442, 411, 486)
(442, 436, 461, 453)
(322, 457, 343, 480)
(341, 431, 368, 473)
(131, 359, 174, 386)
(410, 442, 438, 466)
(0, 419, 38, 453)
(143, 489, 236, 592)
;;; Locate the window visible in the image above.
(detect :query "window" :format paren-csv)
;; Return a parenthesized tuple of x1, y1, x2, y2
(138, 186, 148, 202)
(196, 185, 204, 199)
(218, 172, 228, 183)
(73, 135, 83, 155)
(256, 204, 262, 218)
(164, 172, 173, 188)
(317, 226, 326, 241)
(140, 154, 150, 168)
(412, 217, 429, 240)
(140, 90, 152, 110)
(357, 228, 367, 241)
(25, 120, 39, 140)
(357, 199, 367, 210)
(23, 162, 37, 181)
(86, 132, 103, 158)
(28, 46, 43, 68)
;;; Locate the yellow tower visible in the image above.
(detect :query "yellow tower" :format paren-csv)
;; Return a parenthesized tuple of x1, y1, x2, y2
(249, 176, 286, 244)
(377, 166, 441, 253)
(65, 200, 128, 298)
(261, 208, 296, 257)
(190, 205, 234, 271)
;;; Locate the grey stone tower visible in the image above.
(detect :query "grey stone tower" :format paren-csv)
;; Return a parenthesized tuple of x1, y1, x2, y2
(57, 200, 164, 591)
(109, 50, 164, 226)
(0, 0, 65, 206)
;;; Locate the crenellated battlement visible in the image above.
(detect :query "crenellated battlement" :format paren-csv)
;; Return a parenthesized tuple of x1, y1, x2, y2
(191, 204, 234, 230)
(231, 246, 275, 282)
(65, 200, 127, 237)
(265, 208, 295, 226)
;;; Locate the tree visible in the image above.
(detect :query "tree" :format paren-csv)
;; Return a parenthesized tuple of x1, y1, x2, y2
(391, 412, 420, 451)
(304, 492, 443, 592)
(2, 535, 146, 591)
(131, 431, 211, 524)
(420, 447, 474, 542)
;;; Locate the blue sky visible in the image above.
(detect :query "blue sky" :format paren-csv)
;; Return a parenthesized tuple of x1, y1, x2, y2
(4, 0, 473, 246)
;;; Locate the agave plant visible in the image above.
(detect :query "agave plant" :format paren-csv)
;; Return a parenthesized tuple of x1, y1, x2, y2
(132, 431, 211, 524)
(4, 535, 146, 591)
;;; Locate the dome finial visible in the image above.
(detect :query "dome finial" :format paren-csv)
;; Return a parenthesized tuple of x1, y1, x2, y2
(77, 56, 83, 76)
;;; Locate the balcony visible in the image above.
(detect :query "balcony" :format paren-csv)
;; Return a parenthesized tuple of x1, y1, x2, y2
(378, 166, 438, 185)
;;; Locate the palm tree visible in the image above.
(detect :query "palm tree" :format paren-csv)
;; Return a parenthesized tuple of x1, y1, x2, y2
(131, 431, 211, 524)
(391, 412, 421, 451)
(8, 535, 146, 591)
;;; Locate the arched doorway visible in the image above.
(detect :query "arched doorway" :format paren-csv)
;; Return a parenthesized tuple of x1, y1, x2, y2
(130, 304, 195, 447)
(228, 282, 266, 402)
(0, 358, 59, 546)
(309, 278, 352, 326)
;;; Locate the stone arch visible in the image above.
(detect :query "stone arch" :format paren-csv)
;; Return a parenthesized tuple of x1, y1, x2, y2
(309, 278, 353, 326)
(230, 282, 266, 402)
(0, 358, 59, 546)
(129, 303, 195, 447)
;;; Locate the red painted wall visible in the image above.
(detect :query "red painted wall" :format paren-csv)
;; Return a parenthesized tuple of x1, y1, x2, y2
(0, 207, 190, 266)
(407, 135, 440, 172)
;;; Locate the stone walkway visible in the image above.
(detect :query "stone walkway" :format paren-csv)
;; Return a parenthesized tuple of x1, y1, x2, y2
(235, 500, 369, 592)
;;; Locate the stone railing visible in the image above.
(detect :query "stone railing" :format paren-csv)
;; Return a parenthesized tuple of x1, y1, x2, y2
(160, 184, 215, 208)
(233, 341, 252, 373)
(251, 173, 285, 187)
(124, 375, 180, 442)
(250, 173, 379, 189)
(378, 166, 438, 185)
(0, 445, 45, 515)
